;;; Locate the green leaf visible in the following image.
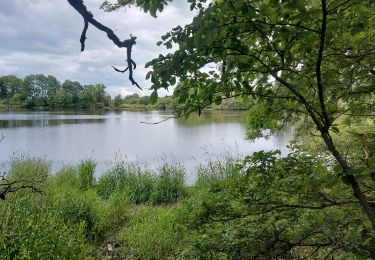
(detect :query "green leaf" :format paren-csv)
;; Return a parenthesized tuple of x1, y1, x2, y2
(150, 90, 158, 104)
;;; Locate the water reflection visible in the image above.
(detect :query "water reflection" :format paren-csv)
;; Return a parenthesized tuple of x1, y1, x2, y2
(0, 118, 106, 128)
(175, 111, 246, 127)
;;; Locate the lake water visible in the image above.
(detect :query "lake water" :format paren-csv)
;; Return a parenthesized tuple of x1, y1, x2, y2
(0, 110, 292, 183)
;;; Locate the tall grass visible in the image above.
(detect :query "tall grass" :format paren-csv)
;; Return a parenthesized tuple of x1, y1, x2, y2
(195, 156, 241, 188)
(78, 159, 96, 190)
(97, 162, 154, 203)
(150, 163, 187, 204)
(0, 154, 242, 258)
(0, 157, 88, 258)
(118, 206, 181, 259)
(7, 153, 50, 182)
(0, 196, 87, 259)
(97, 161, 187, 205)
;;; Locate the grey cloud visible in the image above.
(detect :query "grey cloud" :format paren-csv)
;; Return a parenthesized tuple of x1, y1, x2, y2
(0, 0, 193, 95)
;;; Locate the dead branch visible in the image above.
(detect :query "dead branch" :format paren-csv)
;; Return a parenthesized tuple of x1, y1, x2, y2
(0, 175, 42, 200)
(67, 0, 142, 90)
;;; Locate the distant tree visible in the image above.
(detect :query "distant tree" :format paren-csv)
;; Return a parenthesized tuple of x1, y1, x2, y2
(0, 75, 24, 104)
(114, 94, 122, 107)
(23, 75, 61, 107)
(62, 80, 84, 105)
(50, 89, 73, 108)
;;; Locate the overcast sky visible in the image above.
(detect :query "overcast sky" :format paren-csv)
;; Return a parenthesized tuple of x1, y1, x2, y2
(0, 0, 194, 97)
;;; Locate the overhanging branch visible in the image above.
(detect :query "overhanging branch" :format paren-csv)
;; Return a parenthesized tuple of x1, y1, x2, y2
(67, 0, 142, 90)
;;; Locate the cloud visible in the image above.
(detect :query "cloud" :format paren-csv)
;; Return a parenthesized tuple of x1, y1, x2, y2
(0, 0, 194, 96)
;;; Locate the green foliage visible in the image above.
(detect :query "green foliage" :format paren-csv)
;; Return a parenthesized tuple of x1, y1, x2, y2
(150, 163, 187, 204)
(99, 191, 130, 233)
(51, 188, 103, 240)
(118, 206, 181, 259)
(48, 166, 79, 190)
(175, 150, 375, 258)
(7, 154, 50, 182)
(97, 162, 154, 203)
(0, 196, 87, 259)
(97, 161, 187, 205)
(0, 74, 114, 109)
(78, 159, 96, 191)
(195, 155, 240, 189)
(0, 159, 88, 258)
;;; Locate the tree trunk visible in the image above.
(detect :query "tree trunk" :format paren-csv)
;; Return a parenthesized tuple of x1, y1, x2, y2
(320, 131, 375, 229)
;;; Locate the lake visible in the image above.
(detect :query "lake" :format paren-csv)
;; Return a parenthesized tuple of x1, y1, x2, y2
(0, 110, 292, 183)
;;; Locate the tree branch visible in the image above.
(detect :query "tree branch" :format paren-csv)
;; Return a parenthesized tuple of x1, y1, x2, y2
(67, 0, 142, 90)
(316, 0, 330, 130)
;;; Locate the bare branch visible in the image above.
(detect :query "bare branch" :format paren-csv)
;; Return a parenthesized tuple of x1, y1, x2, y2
(67, 0, 142, 89)
(0, 178, 42, 200)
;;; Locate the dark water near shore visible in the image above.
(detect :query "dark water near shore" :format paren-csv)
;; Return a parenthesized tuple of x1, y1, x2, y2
(0, 110, 292, 183)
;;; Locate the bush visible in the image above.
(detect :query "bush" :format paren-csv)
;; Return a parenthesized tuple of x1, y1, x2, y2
(150, 163, 187, 204)
(78, 159, 96, 190)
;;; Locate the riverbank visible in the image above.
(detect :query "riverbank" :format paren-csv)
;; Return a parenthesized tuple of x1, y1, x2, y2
(0, 155, 238, 258)
(1, 150, 370, 259)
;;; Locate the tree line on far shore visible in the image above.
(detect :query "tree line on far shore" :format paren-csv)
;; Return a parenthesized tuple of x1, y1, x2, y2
(0, 74, 112, 109)
(0, 74, 245, 110)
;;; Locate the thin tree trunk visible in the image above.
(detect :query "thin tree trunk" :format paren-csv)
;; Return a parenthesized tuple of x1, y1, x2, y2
(320, 131, 375, 229)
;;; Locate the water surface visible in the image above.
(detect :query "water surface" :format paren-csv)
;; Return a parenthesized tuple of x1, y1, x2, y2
(0, 110, 292, 183)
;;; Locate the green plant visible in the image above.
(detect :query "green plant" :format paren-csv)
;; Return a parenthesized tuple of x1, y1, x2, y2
(119, 206, 181, 259)
(195, 156, 240, 189)
(52, 188, 102, 240)
(7, 154, 50, 182)
(99, 191, 130, 233)
(78, 159, 96, 191)
(150, 163, 187, 205)
(97, 162, 154, 204)
(0, 195, 87, 259)
(48, 166, 79, 190)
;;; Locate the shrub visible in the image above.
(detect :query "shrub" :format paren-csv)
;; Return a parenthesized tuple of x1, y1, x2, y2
(150, 163, 187, 204)
(78, 159, 96, 190)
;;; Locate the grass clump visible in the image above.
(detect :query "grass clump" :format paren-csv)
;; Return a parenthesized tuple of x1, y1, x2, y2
(118, 206, 181, 260)
(7, 154, 50, 182)
(99, 191, 130, 233)
(0, 157, 88, 259)
(97, 162, 154, 203)
(0, 197, 87, 259)
(195, 156, 240, 189)
(52, 187, 103, 240)
(97, 161, 187, 205)
(150, 163, 187, 204)
(78, 159, 96, 190)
